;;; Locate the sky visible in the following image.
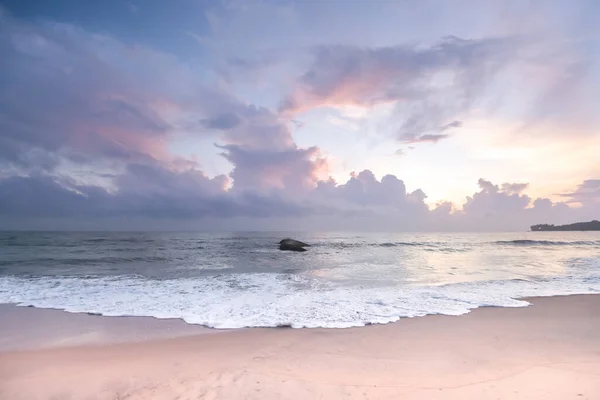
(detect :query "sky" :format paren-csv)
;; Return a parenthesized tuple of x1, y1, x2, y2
(0, 0, 598, 231)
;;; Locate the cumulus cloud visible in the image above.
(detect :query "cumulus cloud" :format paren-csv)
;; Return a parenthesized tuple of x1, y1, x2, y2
(199, 101, 329, 194)
(3, 171, 597, 231)
(0, 172, 312, 220)
(311, 170, 429, 215)
(0, 9, 329, 202)
(0, 7, 597, 231)
(501, 183, 529, 194)
(442, 178, 600, 231)
(463, 179, 532, 216)
(218, 144, 328, 194)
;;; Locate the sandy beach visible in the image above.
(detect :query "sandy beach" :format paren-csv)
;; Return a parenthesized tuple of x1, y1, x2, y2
(1, 295, 599, 400)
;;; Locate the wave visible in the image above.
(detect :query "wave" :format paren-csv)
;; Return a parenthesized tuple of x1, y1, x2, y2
(1, 271, 598, 329)
(324, 241, 467, 249)
(494, 240, 600, 246)
(1, 238, 159, 247)
(323, 240, 598, 250)
(84, 237, 159, 244)
(378, 242, 426, 247)
(2, 255, 171, 266)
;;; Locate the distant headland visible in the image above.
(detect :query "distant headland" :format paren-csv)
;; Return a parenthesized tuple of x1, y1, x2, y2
(531, 220, 600, 231)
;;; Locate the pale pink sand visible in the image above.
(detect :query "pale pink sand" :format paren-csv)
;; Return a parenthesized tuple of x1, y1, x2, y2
(0, 304, 218, 351)
(1, 295, 599, 400)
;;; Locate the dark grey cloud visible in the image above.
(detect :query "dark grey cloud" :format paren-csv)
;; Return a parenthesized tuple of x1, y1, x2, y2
(0, 172, 311, 220)
(200, 113, 242, 130)
(0, 175, 111, 217)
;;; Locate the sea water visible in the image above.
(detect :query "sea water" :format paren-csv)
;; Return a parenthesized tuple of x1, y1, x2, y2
(1, 231, 599, 328)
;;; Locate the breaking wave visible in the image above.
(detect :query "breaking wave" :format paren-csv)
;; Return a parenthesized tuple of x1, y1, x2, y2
(1, 271, 598, 329)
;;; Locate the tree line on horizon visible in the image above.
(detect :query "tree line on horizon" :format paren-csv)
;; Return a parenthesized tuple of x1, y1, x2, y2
(531, 220, 600, 231)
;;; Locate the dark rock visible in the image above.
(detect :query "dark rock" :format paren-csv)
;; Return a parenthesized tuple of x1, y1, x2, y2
(279, 238, 310, 252)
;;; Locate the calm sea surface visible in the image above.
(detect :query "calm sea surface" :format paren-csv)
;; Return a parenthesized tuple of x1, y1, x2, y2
(1, 231, 599, 328)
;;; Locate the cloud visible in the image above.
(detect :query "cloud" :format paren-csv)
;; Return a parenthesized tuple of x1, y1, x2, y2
(0, 9, 330, 198)
(206, 104, 296, 151)
(0, 168, 428, 222)
(0, 175, 111, 217)
(394, 106, 461, 144)
(280, 36, 516, 144)
(200, 113, 242, 130)
(557, 179, 600, 204)
(115, 162, 229, 199)
(281, 37, 507, 111)
(217, 144, 328, 194)
(0, 171, 310, 220)
(274, 26, 596, 147)
(0, 7, 597, 231)
(330, 171, 427, 212)
(446, 178, 598, 231)
(399, 133, 449, 144)
(462, 179, 531, 216)
(440, 120, 463, 131)
(3, 172, 596, 231)
(501, 183, 529, 194)
(197, 100, 330, 193)
(0, 10, 198, 172)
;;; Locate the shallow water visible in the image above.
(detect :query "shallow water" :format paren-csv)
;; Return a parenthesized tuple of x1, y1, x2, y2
(1, 231, 599, 328)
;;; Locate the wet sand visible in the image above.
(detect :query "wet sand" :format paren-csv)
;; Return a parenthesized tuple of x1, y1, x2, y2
(1, 295, 599, 399)
(0, 304, 217, 351)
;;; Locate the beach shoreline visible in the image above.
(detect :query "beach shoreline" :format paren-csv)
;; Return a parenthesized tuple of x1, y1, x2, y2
(0, 292, 588, 351)
(0, 291, 596, 350)
(1, 294, 599, 399)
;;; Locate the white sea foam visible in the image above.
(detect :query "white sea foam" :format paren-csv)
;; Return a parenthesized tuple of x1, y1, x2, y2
(1, 272, 599, 329)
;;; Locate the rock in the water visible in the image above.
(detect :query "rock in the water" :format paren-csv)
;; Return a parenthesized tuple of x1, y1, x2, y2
(279, 238, 310, 252)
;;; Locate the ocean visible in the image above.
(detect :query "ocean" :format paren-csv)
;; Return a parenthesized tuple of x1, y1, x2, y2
(1, 231, 599, 329)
